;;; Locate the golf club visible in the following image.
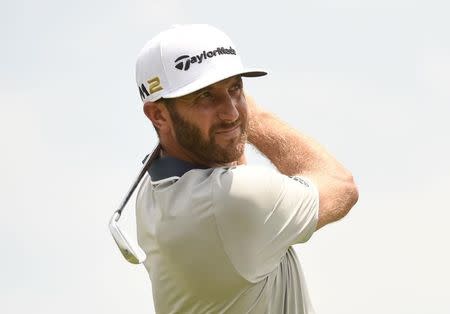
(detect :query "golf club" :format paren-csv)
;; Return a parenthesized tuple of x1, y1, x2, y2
(109, 144, 161, 264)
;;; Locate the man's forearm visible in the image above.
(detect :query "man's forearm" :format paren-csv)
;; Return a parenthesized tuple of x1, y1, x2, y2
(246, 97, 359, 229)
(247, 105, 345, 178)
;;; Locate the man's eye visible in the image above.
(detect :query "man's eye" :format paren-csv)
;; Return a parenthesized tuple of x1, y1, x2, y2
(230, 82, 243, 92)
(197, 91, 212, 99)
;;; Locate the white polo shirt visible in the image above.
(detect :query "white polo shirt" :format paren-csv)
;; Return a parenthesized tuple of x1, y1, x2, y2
(136, 157, 319, 314)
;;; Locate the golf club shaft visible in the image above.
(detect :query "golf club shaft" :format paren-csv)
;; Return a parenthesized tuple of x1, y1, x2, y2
(116, 144, 161, 215)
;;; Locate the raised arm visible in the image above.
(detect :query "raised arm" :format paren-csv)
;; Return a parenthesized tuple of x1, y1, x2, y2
(246, 95, 359, 230)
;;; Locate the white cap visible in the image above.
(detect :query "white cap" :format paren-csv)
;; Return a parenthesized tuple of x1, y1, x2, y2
(135, 24, 267, 103)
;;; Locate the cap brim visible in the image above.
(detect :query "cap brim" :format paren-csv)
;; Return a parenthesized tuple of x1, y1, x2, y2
(163, 68, 267, 99)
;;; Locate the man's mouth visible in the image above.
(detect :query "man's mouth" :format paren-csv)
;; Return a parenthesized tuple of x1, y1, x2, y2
(216, 123, 240, 134)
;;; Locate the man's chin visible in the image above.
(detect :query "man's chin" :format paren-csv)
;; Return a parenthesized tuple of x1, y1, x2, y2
(216, 144, 246, 164)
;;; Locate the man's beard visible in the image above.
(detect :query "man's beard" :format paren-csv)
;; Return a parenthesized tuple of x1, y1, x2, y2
(168, 109, 247, 165)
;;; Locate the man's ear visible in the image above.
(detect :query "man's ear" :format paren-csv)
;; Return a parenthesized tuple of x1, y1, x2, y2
(143, 101, 172, 132)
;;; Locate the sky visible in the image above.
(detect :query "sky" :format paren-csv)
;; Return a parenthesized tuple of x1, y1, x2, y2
(1, 0, 449, 313)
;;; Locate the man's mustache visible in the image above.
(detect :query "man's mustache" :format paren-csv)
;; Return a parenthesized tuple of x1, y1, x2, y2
(211, 119, 243, 133)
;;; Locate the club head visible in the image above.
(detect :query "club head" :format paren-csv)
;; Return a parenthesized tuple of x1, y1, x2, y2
(109, 212, 146, 264)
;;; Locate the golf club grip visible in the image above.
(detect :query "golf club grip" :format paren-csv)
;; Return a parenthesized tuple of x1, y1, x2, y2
(116, 143, 161, 214)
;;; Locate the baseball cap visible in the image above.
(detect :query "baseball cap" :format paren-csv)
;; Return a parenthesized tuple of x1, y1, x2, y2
(136, 24, 267, 103)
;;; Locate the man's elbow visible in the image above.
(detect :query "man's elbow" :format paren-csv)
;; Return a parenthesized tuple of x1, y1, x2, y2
(342, 174, 359, 217)
(315, 173, 359, 230)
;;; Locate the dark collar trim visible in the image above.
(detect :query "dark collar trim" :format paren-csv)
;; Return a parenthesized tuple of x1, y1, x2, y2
(146, 156, 208, 181)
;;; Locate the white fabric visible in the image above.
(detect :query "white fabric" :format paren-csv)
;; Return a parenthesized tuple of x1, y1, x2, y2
(135, 24, 266, 103)
(136, 165, 319, 314)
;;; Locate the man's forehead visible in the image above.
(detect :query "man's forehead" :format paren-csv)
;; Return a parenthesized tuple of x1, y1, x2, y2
(179, 75, 242, 100)
(207, 75, 242, 88)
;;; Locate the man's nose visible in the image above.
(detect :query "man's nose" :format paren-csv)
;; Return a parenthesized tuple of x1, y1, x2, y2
(218, 94, 239, 122)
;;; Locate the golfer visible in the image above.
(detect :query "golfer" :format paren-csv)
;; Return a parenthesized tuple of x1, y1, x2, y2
(134, 24, 358, 314)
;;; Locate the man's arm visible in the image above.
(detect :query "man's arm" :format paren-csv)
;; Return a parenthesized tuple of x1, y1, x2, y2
(246, 95, 359, 230)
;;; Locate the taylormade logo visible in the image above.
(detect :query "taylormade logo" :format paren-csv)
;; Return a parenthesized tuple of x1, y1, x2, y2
(174, 46, 236, 71)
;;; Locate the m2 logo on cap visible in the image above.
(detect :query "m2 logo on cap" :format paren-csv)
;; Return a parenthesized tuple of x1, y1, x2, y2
(139, 77, 163, 100)
(174, 46, 236, 71)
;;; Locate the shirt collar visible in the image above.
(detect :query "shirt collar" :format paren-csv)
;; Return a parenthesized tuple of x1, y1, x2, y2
(146, 155, 208, 181)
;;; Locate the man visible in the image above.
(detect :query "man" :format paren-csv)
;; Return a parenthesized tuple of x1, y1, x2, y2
(135, 24, 358, 314)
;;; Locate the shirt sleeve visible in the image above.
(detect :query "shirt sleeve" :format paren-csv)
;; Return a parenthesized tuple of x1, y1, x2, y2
(212, 165, 319, 283)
